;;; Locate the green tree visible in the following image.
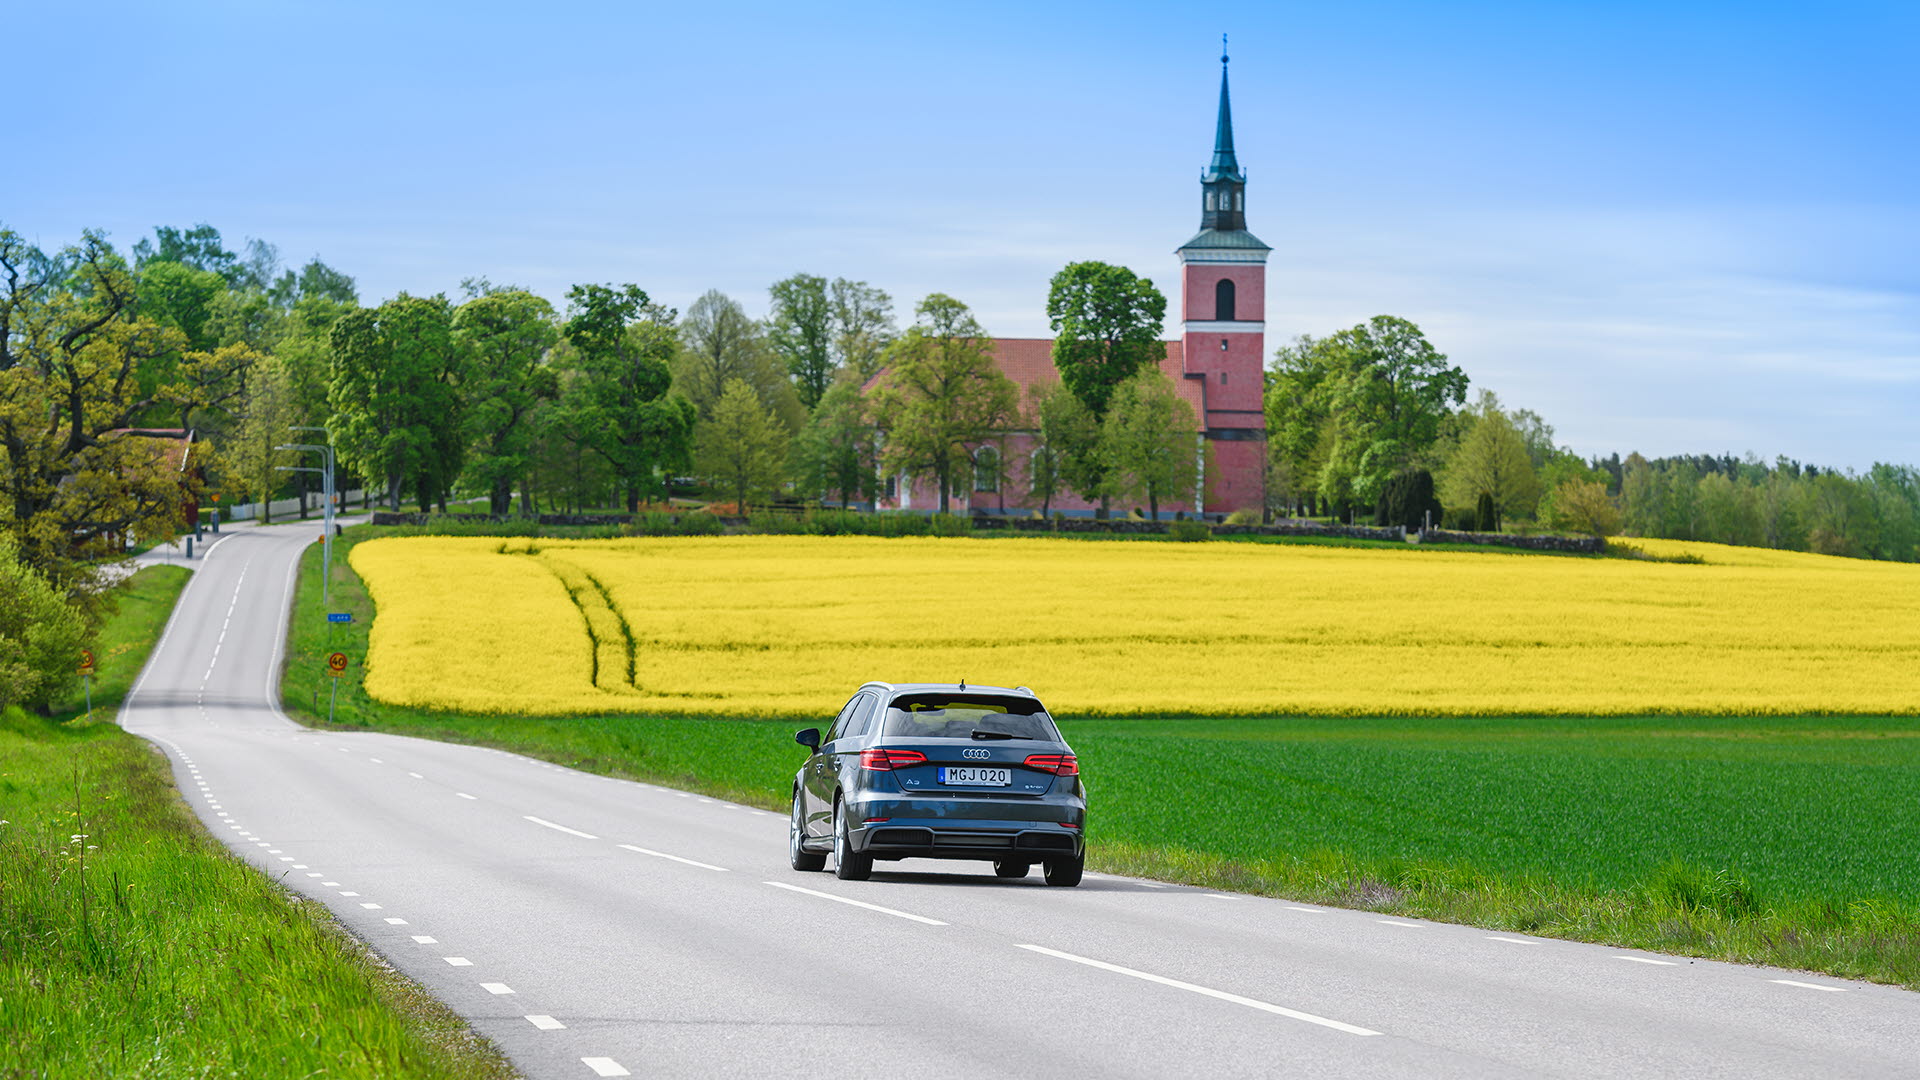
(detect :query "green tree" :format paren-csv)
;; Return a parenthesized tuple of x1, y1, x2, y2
(0, 228, 193, 592)
(1544, 479, 1622, 537)
(696, 378, 790, 510)
(327, 294, 463, 511)
(1440, 393, 1539, 524)
(677, 289, 803, 430)
(219, 356, 299, 521)
(829, 278, 896, 383)
(768, 273, 835, 409)
(562, 284, 697, 512)
(1046, 261, 1168, 417)
(1321, 316, 1468, 506)
(1264, 335, 1337, 516)
(868, 294, 1018, 514)
(791, 372, 877, 507)
(1101, 368, 1199, 521)
(454, 290, 559, 514)
(1034, 382, 1101, 513)
(1805, 472, 1875, 557)
(131, 224, 240, 282)
(0, 534, 87, 712)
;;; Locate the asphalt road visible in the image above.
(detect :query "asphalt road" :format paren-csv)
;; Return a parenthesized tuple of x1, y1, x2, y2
(122, 520, 1919, 1079)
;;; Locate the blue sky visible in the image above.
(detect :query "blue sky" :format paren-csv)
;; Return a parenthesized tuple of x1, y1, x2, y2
(10, 1, 1917, 468)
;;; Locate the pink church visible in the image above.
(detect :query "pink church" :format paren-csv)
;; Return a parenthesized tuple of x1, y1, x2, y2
(874, 52, 1269, 520)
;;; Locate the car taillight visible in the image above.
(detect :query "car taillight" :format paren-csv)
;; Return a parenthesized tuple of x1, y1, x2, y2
(1024, 753, 1078, 776)
(858, 748, 927, 771)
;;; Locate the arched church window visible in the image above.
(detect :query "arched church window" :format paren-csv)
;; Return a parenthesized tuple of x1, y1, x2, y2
(1215, 278, 1236, 321)
(973, 446, 1000, 493)
(1235, 191, 1243, 211)
(1205, 191, 1216, 212)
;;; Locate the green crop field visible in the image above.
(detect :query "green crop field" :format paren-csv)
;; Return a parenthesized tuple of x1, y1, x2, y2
(0, 567, 514, 1080)
(287, 532, 1920, 989)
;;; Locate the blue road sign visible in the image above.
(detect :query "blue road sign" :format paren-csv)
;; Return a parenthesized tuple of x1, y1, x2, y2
(327, 612, 353, 623)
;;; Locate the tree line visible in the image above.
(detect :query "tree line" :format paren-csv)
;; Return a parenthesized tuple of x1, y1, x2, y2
(1263, 320, 1919, 560)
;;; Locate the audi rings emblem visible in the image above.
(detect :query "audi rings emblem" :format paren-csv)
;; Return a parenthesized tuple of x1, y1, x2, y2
(962, 748, 991, 759)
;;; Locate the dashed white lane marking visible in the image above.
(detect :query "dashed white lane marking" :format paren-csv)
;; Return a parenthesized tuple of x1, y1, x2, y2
(292, 864, 307, 869)
(322, 881, 340, 887)
(408, 772, 423, 779)
(371, 758, 383, 764)
(1287, 906, 1326, 913)
(1616, 956, 1678, 966)
(1488, 936, 1542, 946)
(444, 957, 473, 966)
(1204, 894, 1241, 901)
(1376, 919, 1423, 927)
(457, 792, 477, 800)
(525, 816, 598, 840)
(1771, 979, 1847, 992)
(764, 881, 948, 926)
(526, 1015, 566, 1030)
(480, 983, 515, 995)
(360, 903, 382, 910)
(339, 891, 360, 897)
(307, 873, 324, 878)
(413, 936, 438, 944)
(1014, 943, 1381, 1036)
(582, 1057, 630, 1077)
(1135, 882, 1167, 888)
(617, 844, 728, 872)
(385, 918, 408, 925)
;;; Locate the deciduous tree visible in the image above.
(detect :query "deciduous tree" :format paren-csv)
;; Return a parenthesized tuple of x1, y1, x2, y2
(1100, 368, 1198, 521)
(768, 273, 834, 409)
(562, 284, 697, 512)
(454, 290, 559, 514)
(696, 378, 789, 511)
(868, 295, 1017, 514)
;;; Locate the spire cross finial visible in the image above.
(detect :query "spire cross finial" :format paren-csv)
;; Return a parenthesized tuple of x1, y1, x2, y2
(1221, 33, 1228, 65)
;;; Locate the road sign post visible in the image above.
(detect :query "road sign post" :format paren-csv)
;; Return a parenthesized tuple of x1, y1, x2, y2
(326, 651, 348, 726)
(79, 650, 95, 718)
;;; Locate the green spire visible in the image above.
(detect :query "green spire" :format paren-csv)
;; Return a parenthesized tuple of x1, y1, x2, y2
(1205, 38, 1242, 183)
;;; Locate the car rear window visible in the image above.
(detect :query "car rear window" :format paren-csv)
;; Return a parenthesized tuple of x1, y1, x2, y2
(882, 694, 1062, 742)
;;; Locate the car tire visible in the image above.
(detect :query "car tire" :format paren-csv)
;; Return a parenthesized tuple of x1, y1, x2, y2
(992, 860, 1031, 879)
(790, 789, 826, 872)
(832, 797, 873, 881)
(1042, 852, 1084, 887)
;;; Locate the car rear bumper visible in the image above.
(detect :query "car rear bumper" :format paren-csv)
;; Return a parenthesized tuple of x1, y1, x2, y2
(844, 794, 1084, 860)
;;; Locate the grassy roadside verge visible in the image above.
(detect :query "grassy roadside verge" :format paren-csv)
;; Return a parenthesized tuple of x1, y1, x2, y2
(286, 529, 1920, 991)
(1, 566, 517, 1080)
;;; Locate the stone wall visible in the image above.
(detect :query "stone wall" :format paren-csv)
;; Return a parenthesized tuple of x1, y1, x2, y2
(1418, 528, 1606, 554)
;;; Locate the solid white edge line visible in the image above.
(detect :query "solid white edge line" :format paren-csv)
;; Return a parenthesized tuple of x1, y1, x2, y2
(581, 1058, 630, 1077)
(616, 844, 729, 871)
(1487, 936, 1542, 946)
(763, 881, 948, 925)
(1013, 944, 1380, 1036)
(1615, 955, 1677, 966)
(524, 815, 598, 840)
(1771, 979, 1847, 992)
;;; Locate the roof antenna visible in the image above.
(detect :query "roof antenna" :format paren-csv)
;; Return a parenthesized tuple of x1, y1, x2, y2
(960, 677, 966, 691)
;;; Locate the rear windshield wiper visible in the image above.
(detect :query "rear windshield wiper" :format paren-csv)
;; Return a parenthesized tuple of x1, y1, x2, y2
(970, 729, 1031, 740)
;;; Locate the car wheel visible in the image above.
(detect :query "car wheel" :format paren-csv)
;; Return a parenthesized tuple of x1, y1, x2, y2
(1042, 852, 1084, 887)
(832, 797, 873, 881)
(789, 789, 826, 872)
(992, 860, 1031, 879)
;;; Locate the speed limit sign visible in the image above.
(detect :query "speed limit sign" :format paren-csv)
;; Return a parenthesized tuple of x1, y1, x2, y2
(326, 652, 349, 678)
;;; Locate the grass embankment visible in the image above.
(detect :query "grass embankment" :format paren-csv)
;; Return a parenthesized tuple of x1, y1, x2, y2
(287, 530, 1920, 989)
(0, 567, 515, 1080)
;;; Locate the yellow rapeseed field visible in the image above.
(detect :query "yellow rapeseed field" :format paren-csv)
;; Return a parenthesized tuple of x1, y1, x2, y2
(348, 534, 1920, 719)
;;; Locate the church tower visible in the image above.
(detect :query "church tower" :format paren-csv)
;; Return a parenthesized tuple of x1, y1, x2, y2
(1177, 44, 1269, 516)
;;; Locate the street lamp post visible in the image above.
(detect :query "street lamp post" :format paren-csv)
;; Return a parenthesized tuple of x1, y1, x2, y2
(276, 432, 335, 608)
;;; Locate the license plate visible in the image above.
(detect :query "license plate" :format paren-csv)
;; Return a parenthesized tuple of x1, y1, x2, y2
(939, 766, 1011, 787)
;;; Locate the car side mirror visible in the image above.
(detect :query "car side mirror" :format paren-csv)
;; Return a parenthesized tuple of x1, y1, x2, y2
(794, 727, 821, 751)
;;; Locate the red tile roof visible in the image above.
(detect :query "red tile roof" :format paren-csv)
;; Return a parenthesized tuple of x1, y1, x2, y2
(866, 337, 1205, 421)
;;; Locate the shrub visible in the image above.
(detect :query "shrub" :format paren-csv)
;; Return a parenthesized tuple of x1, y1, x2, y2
(0, 535, 87, 711)
(928, 513, 973, 537)
(1168, 521, 1213, 542)
(1373, 469, 1444, 531)
(1224, 508, 1261, 526)
(1475, 492, 1500, 532)
(676, 511, 726, 536)
(1442, 506, 1478, 531)
(747, 510, 809, 535)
